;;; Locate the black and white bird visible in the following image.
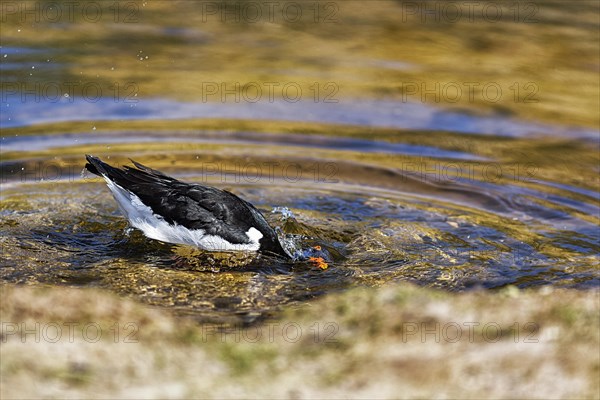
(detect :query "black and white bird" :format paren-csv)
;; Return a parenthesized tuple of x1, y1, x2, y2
(84, 155, 291, 259)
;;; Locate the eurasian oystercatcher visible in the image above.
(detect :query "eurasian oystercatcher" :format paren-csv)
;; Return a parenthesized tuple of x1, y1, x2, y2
(84, 155, 291, 259)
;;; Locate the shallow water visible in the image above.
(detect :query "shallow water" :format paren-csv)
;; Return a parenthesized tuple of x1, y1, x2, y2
(1, 1, 599, 324)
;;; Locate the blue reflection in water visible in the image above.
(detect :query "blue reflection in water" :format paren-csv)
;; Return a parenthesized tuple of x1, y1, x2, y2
(2, 95, 598, 139)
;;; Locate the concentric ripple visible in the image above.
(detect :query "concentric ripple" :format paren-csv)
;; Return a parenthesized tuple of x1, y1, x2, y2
(1, 127, 598, 324)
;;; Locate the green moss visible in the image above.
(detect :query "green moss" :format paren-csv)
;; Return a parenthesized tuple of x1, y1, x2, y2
(56, 362, 93, 386)
(217, 343, 277, 376)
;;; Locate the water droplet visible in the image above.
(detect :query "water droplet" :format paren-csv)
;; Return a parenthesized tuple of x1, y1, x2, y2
(63, 93, 69, 98)
(271, 206, 295, 219)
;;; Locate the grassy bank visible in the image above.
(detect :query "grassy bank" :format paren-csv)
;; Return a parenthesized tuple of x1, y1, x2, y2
(1, 283, 598, 399)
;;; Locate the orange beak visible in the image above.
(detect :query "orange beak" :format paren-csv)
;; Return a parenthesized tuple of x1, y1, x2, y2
(309, 256, 328, 270)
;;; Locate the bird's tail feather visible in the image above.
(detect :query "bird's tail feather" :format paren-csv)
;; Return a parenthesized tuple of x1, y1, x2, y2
(85, 154, 173, 188)
(85, 154, 132, 184)
(85, 154, 107, 176)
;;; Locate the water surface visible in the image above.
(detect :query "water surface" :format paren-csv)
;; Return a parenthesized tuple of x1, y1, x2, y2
(1, 1, 598, 324)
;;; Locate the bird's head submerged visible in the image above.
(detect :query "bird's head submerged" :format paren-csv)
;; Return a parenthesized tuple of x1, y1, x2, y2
(258, 228, 292, 259)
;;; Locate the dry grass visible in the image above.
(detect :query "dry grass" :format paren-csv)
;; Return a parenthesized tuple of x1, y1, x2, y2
(1, 283, 598, 399)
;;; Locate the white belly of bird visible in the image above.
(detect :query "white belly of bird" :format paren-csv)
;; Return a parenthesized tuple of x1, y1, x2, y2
(105, 179, 262, 252)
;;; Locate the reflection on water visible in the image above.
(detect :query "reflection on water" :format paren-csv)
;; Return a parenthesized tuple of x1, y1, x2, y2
(2, 96, 599, 139)
(1, 131, 486, 160)
(1, 1, 598, 324)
